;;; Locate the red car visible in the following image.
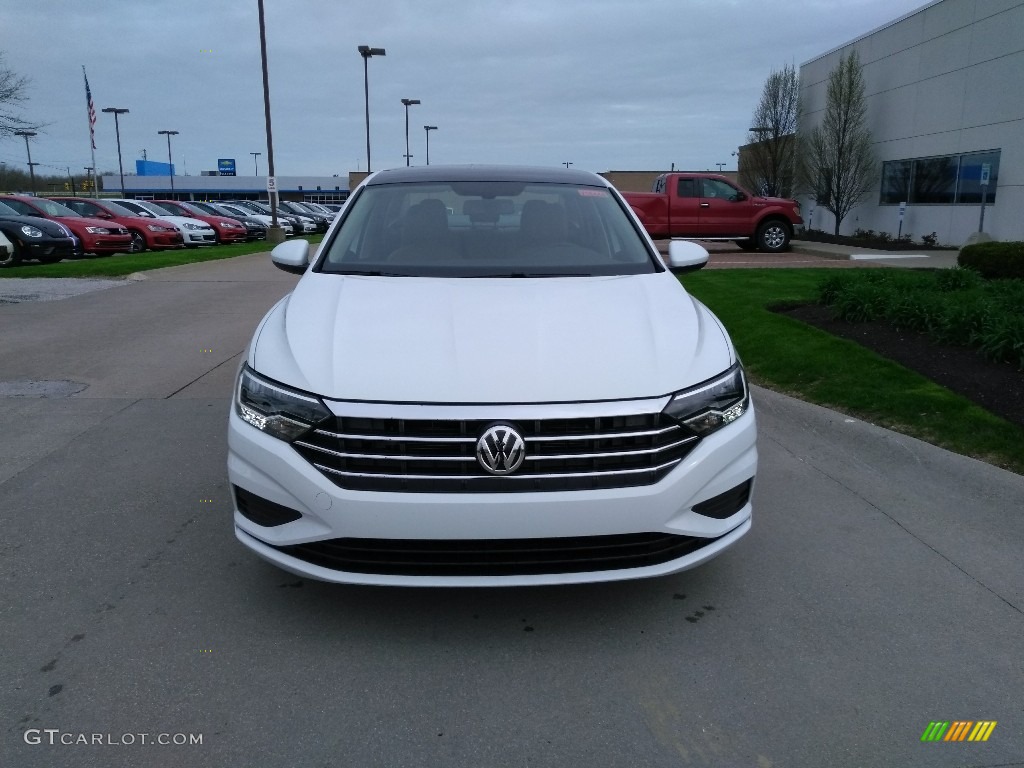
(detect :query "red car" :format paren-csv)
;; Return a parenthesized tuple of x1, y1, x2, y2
(0, 195, 133, 256)
(49, 197, 182, 253)
(150, 200, 249, 244)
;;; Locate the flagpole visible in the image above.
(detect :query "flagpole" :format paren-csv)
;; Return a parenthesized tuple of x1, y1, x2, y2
(83, 66, 99, 198)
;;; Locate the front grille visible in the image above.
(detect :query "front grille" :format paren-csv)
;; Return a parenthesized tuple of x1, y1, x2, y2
(292, 412, 699, 493)
(274, 531, 721, 576)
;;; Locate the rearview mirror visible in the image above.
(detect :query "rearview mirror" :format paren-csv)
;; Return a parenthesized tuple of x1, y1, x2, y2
(666, 240, 709, 274)
(271, 238, 310, 275)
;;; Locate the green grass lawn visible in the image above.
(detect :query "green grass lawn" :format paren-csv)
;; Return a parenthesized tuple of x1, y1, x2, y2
(680, 268, 1024, 474)
(1, 235, 323, 278)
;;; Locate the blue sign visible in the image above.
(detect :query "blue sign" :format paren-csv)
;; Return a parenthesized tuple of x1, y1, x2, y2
(218, 158, 237, 176)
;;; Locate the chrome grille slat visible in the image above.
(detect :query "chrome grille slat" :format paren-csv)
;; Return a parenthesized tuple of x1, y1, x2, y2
(293, 411, 700, 493)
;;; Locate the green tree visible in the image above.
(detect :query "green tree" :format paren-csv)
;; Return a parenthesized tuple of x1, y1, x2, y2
(740, 64, 799, 198)
(797, 50, 876, 235)
(0, 53, 41, 138)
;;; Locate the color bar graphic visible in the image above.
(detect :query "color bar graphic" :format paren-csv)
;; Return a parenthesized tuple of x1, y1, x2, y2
(921, 720, 996, 742)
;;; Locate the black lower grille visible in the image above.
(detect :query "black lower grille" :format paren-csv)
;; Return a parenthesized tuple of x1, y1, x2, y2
(692, 480, 753, 519)
(234, 486, 302, 527)
(273, 531, 722, 576)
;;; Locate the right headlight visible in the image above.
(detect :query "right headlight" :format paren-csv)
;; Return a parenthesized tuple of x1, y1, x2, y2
(662, 363, 749, 436)
(235, 365, 331, 442)
(20, 225, 43, 238)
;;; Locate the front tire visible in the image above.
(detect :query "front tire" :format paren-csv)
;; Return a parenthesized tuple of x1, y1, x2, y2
(129, 231, 147, 253)
(0, 246, 20, 268)
(756, 220, 791, 252)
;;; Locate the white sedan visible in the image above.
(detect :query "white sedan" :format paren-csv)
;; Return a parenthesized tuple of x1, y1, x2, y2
(108, 199, 216, 247)
(228, 165, 756, 587)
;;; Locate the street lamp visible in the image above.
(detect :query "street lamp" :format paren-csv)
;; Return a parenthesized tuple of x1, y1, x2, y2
(401, 98, 420, 166)
(358, 45, 386, 173)
(423, 125, 437, 165)
(102, 108, 129, 197)
(563, 162, 573, 169)
(250, 151, 262, 176)
(158, 130, 179, 192)
(14, 131, 38, 195)
(84, 166, 95, 197)
(715, 162, 726, 172)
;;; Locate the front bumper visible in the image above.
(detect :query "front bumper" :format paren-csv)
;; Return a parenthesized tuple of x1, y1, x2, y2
(183, 230, 217, 245)
(227, 400, 757, 586)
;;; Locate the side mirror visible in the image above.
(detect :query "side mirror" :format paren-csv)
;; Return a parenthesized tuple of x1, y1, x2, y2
(271, 238, 310, 275)
(666, 240, 709, 275)
(732, 192, 747, 202)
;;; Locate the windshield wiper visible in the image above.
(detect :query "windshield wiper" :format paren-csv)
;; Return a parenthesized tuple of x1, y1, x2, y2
(465, 272, 591, 278)
(331, 269, 413, 277)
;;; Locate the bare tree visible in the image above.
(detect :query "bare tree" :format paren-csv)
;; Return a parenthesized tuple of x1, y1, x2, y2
(740, 64, 798, 198)
(0, 53, 41, 138)
(797, 50, 876, 235)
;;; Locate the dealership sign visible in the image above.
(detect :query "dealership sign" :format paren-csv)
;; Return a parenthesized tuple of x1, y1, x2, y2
(218, 158, 237, 176)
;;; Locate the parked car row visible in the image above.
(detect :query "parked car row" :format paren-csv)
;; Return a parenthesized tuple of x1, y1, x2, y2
(0, 194, 336, 268)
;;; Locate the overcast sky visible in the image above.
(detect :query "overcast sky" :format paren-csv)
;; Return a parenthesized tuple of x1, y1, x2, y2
(2, 0, 928, 180)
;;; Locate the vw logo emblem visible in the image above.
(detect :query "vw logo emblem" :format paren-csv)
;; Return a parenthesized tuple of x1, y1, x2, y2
(476, 424, 526, 475)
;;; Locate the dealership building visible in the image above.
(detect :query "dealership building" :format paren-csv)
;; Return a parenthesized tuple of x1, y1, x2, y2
(798, 0, 1023, 245)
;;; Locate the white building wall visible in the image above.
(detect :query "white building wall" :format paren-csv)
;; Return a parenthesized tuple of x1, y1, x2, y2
(799, 0, 1024, 245)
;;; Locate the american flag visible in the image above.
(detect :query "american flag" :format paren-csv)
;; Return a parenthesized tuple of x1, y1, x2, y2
(83, 67, 96, 150)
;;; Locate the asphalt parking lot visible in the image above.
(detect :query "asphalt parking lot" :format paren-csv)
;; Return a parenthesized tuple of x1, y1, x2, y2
(1, 252, 1022, 768)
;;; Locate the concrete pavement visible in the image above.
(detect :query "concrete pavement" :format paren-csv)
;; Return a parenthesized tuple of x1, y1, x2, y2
(1, 252, 1021, 768)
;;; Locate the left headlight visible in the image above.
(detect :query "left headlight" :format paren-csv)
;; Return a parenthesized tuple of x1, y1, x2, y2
(662, 363, 749, 436)
(84, 226, 110, 234)
(235, 365, 331, 442)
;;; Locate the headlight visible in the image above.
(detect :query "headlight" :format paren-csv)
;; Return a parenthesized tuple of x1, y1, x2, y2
(235, 366, 330, 442)
(183, 223, 202, 230)
(662, 363, 749, 436)
(147, 224, 171, 232)
(84, 226, 110, 234)
(20, 225, 43, 238)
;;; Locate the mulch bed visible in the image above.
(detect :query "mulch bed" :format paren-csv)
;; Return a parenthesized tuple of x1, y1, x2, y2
(779, 304, 1024, 428)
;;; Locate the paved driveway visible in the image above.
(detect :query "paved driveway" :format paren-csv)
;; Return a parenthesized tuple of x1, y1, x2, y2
(1, 254, 1021, 767)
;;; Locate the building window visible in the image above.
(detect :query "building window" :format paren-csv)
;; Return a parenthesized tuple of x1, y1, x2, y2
(956, 151, 1000, 204)
(880, 150, 999, 205)
(880, 160, 911, 204)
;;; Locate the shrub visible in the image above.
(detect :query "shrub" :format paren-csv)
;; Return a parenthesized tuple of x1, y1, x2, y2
(959, 241, 1024, 280)
(921, 232, 938, 247)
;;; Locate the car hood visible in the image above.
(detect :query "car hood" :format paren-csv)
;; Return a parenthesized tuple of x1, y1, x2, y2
(0, 215, 74, 239)
(154, 215, 214, 229)
(56, 215, 129, 231)
(251, 273, 733, 403)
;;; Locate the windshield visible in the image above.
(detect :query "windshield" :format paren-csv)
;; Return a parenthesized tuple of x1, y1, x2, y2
(148, 202, 181, 216)
(175, 202, 206, 216)
(34, 199, 82, 217)
(0, 201, 22, 216)
(103, 201, 138, 217)
(318, 181, 657, 277)
(117, 201, 159, 218)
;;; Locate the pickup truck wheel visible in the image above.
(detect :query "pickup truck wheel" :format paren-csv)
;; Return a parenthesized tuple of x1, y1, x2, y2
(735, 239, 757, 251)
(756, 220, 791, 252)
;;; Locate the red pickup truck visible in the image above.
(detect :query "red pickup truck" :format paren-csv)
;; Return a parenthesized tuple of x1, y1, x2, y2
(620, 173, 802, 252)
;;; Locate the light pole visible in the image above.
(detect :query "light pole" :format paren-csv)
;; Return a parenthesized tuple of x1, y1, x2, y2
(715, 162, 726, 172)
(250, 151, 262, 176)
(14, 130, 38, 195)
(563, 162, 572, 169)
(84, 166, 95, 197)
(423, 125, 437, 165)
(358, 45, 386, 173)
(401, 98, 420, 166)
(258, 0, 283, 243)
(102, 108, 129, 197)
(158, 130, 179, 192)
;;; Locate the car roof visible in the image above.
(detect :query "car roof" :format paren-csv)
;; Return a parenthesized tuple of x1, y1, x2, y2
(364, 164, 610, 187)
